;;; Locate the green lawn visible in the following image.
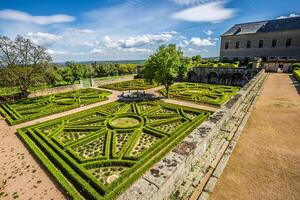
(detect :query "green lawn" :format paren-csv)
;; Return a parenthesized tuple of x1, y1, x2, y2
(0, 88, 111, 125)
(100, 79, 158, 91)
(160, 82, 239, 107)
(18, 101, 211, 199)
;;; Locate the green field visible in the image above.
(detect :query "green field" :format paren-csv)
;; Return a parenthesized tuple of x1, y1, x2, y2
(18, 101, 211, 199)
(159, 82, 239, 107)
(100, 79, 158, 91)
(0, 88, 111, 125)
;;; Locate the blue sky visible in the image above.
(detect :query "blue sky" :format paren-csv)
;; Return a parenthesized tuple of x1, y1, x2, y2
(0, 0, 299, 62)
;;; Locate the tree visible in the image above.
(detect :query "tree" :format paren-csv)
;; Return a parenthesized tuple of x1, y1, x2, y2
(143, 44, 188, 98)
(0, 35, 52, 97)
(43, 64, 62, 85)
(61, 61, 85, 84)
(6, 66, 44, 97)
(191, 55, 202, 66)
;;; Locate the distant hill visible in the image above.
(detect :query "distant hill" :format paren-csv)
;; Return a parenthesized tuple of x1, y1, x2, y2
(56, 60, 145, 66)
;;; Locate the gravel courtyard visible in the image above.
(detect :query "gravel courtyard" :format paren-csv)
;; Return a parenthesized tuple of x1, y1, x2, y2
(211, 73, 300, 200)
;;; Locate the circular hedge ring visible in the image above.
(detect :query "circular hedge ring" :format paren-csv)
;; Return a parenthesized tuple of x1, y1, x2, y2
(108, 114, 143, 129)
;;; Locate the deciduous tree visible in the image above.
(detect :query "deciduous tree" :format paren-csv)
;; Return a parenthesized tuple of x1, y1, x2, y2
(143, 44, 188, 98)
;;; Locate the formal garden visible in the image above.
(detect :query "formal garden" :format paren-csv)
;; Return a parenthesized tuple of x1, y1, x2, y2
(159, 82, 239, 107)
(18, 101, 211, 199)
(100, 79, 158, 91)
(0, 88, 111, 125)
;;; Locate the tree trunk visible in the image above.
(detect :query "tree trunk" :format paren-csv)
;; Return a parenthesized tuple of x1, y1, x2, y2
(20, 85, 29, 98)
(166, 85, 169, 98)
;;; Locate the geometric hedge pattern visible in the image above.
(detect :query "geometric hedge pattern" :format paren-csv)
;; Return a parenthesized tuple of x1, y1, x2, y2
(159, 82, 239, 107)
(18, 101, 211, 199)
(100, 79, 158, 91)
(0, 88, 111, 125)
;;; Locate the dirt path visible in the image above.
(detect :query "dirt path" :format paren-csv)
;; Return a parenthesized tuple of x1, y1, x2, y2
(210, 73, 300, 200)
(0, 118, 66, 199)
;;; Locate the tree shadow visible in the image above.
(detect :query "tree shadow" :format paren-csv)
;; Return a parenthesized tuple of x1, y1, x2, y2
(288, 74, 300, 96)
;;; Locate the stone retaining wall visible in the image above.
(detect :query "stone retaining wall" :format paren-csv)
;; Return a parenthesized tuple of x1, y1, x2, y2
(91, 75, 135, 87)
(118, 69, 266, 200)
(28, 84, 83, 98)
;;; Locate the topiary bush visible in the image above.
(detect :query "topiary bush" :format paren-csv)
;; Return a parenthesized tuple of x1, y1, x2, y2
(0, 88, 111, 125)
(18, 101, 211, 199)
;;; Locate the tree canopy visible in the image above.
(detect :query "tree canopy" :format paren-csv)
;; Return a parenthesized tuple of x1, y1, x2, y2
(143, 44, 190, 97)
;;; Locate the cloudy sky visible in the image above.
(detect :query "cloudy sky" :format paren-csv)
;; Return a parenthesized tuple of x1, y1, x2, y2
(0, 0, 299, 62)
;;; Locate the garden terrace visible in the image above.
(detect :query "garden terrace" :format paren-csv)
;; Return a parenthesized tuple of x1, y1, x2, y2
(100, 79, 158, 91)
(17, 101, 211, 199)
(159, 82, 239, 107)
(0, 88, 111, 125)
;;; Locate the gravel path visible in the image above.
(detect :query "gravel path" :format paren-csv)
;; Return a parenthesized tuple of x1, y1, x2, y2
(210, 73, 300, 200)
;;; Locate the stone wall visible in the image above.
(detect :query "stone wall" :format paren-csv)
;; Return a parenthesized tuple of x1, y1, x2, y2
(118, 69, 266, 200)
(28, 84, 83, 98)
(188, 67, 258, 86)
(91, 75, 135, 87)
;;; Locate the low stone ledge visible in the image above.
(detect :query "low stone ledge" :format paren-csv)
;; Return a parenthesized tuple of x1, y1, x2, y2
(204, 177, 218, 193)
(198, 191, 209, 200)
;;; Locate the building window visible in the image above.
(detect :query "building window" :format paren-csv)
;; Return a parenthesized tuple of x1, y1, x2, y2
(258, 40, 264, 48)
(225, 42, 229, 49)
(286, 38, 292, 47)
(272, 39, 277, 48)
(235, 41, 240, 49)
(247, 41, 251, 48)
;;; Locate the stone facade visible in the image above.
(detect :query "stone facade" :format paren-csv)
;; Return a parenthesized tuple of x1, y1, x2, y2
(220, 17, 300, 62)
(187, 67, 258, 86)
(220, 29, 300, 62)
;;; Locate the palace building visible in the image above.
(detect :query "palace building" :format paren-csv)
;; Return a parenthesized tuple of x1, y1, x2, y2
(220, 16, 300, 63)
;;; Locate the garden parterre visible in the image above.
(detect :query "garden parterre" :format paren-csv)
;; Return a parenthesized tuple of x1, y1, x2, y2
(159, 82, 239, 107)
(18, 101, 211, 199)
(100, 79, 158, 91)
(0, 88, 111, 125)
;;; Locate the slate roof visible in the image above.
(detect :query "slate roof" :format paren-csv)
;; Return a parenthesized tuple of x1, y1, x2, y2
(222, 16, 300, 36)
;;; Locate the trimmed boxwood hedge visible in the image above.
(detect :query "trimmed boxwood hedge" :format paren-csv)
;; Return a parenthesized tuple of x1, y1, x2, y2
(293, 69, 300, 82)
(18, 100, 211, 199)
(159, 82, 239, 107)
(0, 88, 111, 125)
(100, 79, 158, 91)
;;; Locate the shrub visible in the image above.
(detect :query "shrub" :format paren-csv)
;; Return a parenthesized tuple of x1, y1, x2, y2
(293, 69, 300, 82)
(0, 88, 111, 125)
(100, 79, 158, 91)
(159, 82, 239, 107)
(18, 101, 211, 199)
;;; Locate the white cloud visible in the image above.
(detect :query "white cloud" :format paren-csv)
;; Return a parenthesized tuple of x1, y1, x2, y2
(119, 34, 173, 48)
(189, 37, 216, 46)
(172, 1, 235, 23)
(0, 9, 75, 25)
(204, 30, 213, 36)
(90, 48, 103, 54)
(26, 32, 63, 46)
(170, 0, 212, 6)
(277, 13, 299, 19)
(47, 49, 86, 56)
(117, 33, 174, 48)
